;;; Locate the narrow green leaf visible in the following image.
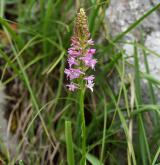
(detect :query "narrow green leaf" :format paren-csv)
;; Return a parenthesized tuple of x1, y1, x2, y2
(86, 153, 104, 165)
(152, 146, 160, 165)
(65, 121, 75, 165)
(134, 42, 151, 164)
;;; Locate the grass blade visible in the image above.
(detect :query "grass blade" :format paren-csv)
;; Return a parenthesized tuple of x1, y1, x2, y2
(134, 42, 151, 164)
(152, 146, 160, 165)
(86, 153, 104, 165)
(65, 121, 75, 165)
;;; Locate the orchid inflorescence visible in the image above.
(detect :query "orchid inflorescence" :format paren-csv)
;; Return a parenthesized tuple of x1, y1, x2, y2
(65, 8, 97, 92)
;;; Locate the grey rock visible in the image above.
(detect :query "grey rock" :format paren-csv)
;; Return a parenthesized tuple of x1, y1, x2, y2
(106, 0, 160, 102)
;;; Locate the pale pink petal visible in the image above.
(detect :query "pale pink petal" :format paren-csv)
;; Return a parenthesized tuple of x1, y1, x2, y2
(68, 68, 85, 80)
(66, 83, 79, 91)
(84, 75, 95, 81)
(87, 48, 96, 55)
(90, 59, 97, 70)
(68, 57, 78, 68)
(68, 49, 81, 57)
(64, 68, 71, 79)
(87, 39, 94, 45)
(86, 82, 94, 92)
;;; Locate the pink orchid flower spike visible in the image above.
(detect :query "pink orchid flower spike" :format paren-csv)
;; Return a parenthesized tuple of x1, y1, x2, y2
(65, 8, 97, 92)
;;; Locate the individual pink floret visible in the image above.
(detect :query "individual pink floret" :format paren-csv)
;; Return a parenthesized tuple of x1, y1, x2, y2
(86, 81, 94, 92)
(87, 48, 96, 55)
(68, 57, 78, 68)
(70, 68, 84, 79)
(64, 68, 72, 79)
(89, 59, 97, 70)
(68, 49, 81, 57)
(87, 39, 94, 45)
(84, 75, 95, 92)
(80, 57, 97, 70)
(84, 75, 95, 82)
(71, 36, 80, 46)
(65, 68, 85, 80)
(66, 83, 79, 91)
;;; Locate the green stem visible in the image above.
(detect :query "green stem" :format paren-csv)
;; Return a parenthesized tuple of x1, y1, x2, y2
(79, 88, 86, 165)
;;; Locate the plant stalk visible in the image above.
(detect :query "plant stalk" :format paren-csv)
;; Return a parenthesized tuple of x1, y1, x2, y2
(79, 88, 86, 165)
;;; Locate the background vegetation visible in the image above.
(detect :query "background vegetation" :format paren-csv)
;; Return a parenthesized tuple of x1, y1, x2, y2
(0, 0, 160, 164)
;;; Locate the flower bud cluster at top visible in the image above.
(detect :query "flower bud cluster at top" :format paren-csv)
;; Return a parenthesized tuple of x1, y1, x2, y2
(64, 8, 97, 92)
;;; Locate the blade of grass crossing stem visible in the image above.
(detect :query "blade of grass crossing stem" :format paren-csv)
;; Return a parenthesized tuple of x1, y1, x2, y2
(152, 146, 160, 165)
(65, 121, 75, 165)
(137, 43, 160, 58)
(141, 73, 160, 86)
(134, 42, 151, 164)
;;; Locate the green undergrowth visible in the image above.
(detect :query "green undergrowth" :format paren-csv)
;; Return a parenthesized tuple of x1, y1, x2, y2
(0, 0, 160, 164)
